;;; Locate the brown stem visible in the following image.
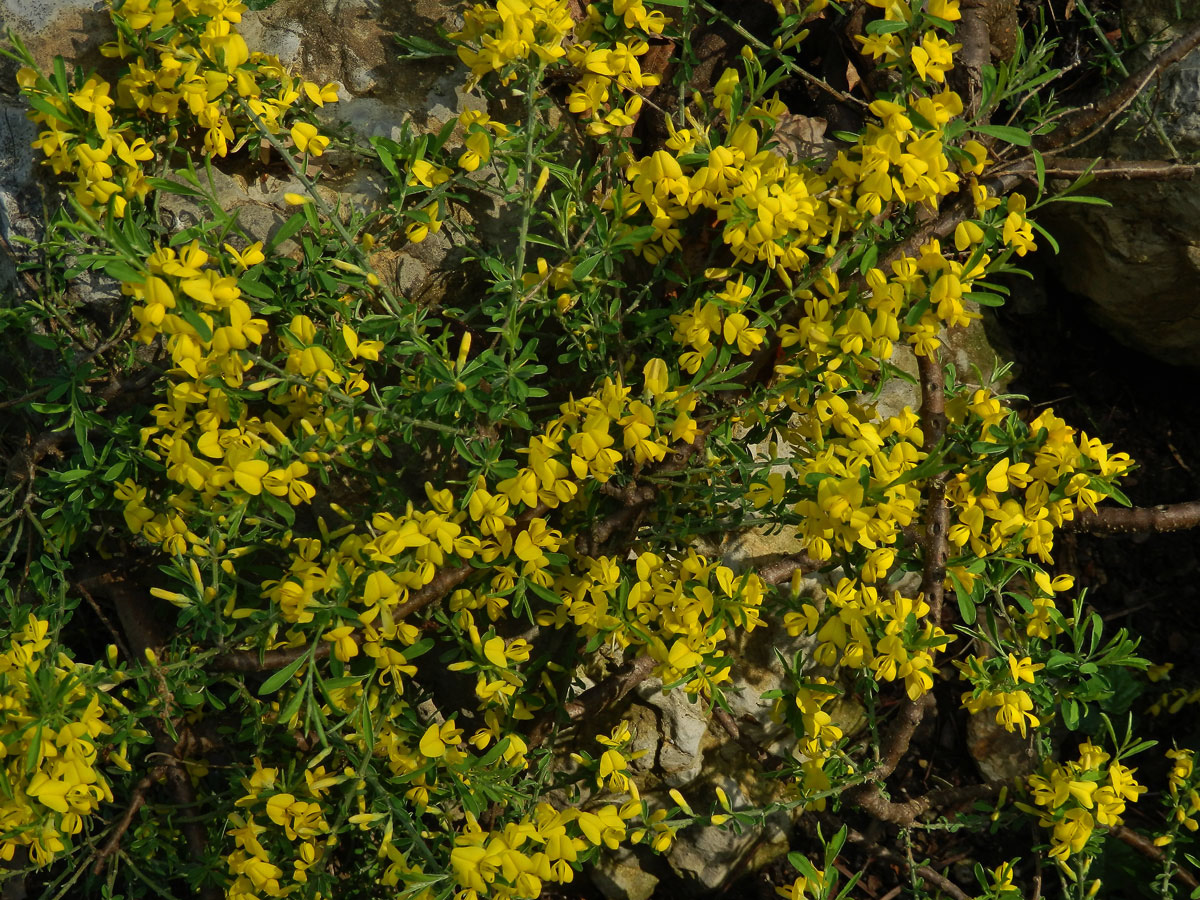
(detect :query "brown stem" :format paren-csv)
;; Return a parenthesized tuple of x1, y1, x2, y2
(853, 781, 1000, 827)
(92, 771, 159, 874)
(214, 503, 553, 672)
(849, 353, 948, 817)
(1009, 157, 1200, 180)
(879, 171, 1025, 276)
(77, 571, 218, 898)
(1070, 500, 1200, 534)
(576, 499, 652, 556)
(5, 368, 162, 486)
(917, 352, 949, 626)
(759, 553, 819, 586)
(211, 640, 334, 673)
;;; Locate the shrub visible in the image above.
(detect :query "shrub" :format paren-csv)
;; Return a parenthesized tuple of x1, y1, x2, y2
(0, 0, 1193, 897)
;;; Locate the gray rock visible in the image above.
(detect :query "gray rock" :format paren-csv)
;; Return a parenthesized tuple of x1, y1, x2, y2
(1039, 0, 1200, 364)
(635, 677, 711, 788)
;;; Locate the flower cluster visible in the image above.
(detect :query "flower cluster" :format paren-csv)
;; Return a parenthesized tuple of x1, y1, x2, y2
(226, 760, 333, 897)
(944, 398, 1134, 565)
(0, 618, 121, 866)
(956, 652, 1045, 738)
(1026, 741, 1146, 863)
(452, 0, 575, 83)
(1165, 749, 1200, 834)
(15, 0, 334, 217)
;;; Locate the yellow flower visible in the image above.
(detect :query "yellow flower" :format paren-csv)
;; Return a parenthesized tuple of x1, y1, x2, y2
(994, 689, 1039, 737)
(223, 241, 265, 269)
(303, 81, 340, 106)
(418, 720, 464, 758)
(233, 459, 270, 494)
(643, 357, 669, 397)
(910, 33, 961, 83)
(290, 122, 330, 157)
(722, 313, 765, 355)
(1050, 808, 1094, 860)
(1007, 653, 1043, 684)
(322, 625, 359, 662)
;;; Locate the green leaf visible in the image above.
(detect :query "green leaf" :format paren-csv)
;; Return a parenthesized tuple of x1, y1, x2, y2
(258, 653, 308, 695)
(1062, 698, 1081, 730)
(238, 273, 274, 299)
(371, 137, 400, 179)
(903, 296, 930, 327)
(24, 725, 43, 776)
(52, 56, 68, 94)
(1098, 479, 1132, 508)
(1049, 195, 1113, 207)
(572, 253, 602, 281)
(949, 570, 977, 625)
(179, 307, 213, 342)
(101, 460, 127, 481)
(260, 492, 296, 527)
(102, 259, 143, 283)
(968, 291, 1006, 307)
(866, 17, 909, 34)
(972, 124, 1032, 147)
(394, 34, 454, 59)
(146, 176, 206, 199)
(787, 852, 824, 884)
(269, 213, 308, 251)
(277, 683, 307, 724)
(1030, 221, 1060, 255)
(858, 242, 878, 276)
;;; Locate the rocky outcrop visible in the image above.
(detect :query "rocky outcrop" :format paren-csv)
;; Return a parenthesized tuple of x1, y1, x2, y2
(1040, 0, 1200, 365)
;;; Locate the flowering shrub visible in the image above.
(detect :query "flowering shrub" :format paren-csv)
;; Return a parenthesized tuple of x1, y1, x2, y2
(1, 0, 1197, 898)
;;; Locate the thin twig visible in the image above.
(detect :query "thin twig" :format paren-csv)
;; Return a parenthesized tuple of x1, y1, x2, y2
(848, 352, 948, 821)
(1033, 21, 1200, 157)
(846, 828, 973, 900)
(93, 771, 161, 874)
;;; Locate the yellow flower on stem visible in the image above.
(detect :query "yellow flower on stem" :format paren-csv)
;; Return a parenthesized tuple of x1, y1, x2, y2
(290, 122, 330, 156)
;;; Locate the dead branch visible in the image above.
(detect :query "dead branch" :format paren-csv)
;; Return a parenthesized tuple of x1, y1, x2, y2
(1069, 500, 1200, 534)
(1111, 825, 1200, 890)
(917, 352, 949, 626)
(1011, 157, 1200, 180)
(76, 571, 219, 898)
(92, 770, 162, 874)
(759, 553, 820, 585)
(211, 640, 334, 673)
(852, 781, 1000, 827)
(1034, 21, 1200, 156)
